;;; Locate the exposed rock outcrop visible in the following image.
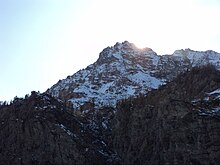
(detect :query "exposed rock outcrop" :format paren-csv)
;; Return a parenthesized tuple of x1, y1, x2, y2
(0, 92, 118, 164)
(113, 65, 220, 164)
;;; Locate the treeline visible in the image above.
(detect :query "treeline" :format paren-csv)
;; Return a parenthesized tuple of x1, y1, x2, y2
(0, 91, 40, 108)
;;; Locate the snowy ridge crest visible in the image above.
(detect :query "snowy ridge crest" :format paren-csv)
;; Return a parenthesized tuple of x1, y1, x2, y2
(47, 41, 220, 110)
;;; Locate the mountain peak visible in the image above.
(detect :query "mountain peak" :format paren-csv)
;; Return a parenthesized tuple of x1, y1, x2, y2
(97, 41, 156, 65)
(114, 41, 134, 48)
(47, 42, 220, 111)
(114, 41, 153, 52)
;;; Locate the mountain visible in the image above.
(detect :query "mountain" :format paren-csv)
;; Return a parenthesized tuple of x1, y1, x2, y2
(1, 65, 220, 164)
(1, 41, 220, 164)
(47, 41, 220, 111)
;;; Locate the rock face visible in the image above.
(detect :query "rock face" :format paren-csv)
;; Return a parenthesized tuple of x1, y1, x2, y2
(47, 41, 220, 111)
(113, 65, 220, 164)
(0, 92, 118, 164)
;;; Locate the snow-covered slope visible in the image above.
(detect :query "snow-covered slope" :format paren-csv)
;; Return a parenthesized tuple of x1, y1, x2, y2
(47, 41, 220, 110)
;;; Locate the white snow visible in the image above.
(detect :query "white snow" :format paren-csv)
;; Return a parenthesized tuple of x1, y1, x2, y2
(207, 88, 220, 100)
(151, 55, 160, 66)
(125, 86, 135, 95)
(113, 52, 123, 60)
(199, 107, 220, 116)
(128, 71, 162, 89)
(208, 88, 220, 95)
(57, 124, 75, 137)
(98, 82, 114, 93)
(102, 121, 108, 129)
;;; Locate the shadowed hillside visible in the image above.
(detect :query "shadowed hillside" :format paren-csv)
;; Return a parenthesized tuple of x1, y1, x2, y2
(113, 65, 220, 164)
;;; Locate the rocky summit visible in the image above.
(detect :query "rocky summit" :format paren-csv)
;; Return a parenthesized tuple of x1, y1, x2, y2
(1, 41, 220, 164)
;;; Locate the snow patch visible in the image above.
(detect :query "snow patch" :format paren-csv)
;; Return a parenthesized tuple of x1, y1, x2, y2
(208, 88, 220, 95)
(57, 124, 75, 137)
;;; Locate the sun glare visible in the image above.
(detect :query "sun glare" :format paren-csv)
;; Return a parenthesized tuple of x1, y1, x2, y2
(134, 41, 147, 49)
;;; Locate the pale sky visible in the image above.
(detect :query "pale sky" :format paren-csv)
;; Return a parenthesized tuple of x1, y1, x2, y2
(0, 0, 220, 101)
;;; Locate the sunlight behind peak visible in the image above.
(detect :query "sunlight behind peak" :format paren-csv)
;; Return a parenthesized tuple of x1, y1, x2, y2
(133, 41, 147, 49)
